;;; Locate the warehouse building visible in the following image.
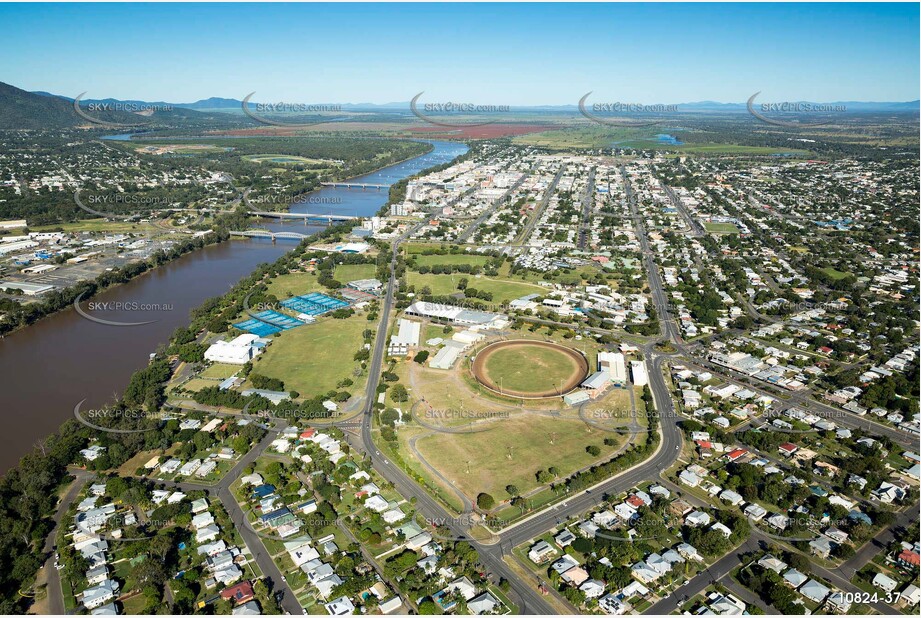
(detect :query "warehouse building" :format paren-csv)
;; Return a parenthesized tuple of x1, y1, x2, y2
(389, 319, 421, 356)
(598, 351, 627, 387)
(0, 280, 54, 296)
(405, 301, 507, 330)
(204, 334, 265, 365)
(631, 360, 649, 386)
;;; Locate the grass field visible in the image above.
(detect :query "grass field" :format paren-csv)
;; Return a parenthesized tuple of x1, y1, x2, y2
(198, 363, 241, 379)
(264, 263, 375, 299)
(512, 126, 812, 156)
(248, 315, 367, 398)
(265, 272, 323, 299)
(179, 378, 219, 392)
(406, 272, 545, 303)
(412, 253, 492, 268)
(481, 344, 581, 394)
(672, 144, 811, 155)
(819, 266, 851, 280)
(32, 219, 163, 233)
(244, 154, 330, 165)
(412, 415, 624, 500)
(513, 126, 646, 150)
(703, 221, 740, 234)
(334, 263, 377, 282)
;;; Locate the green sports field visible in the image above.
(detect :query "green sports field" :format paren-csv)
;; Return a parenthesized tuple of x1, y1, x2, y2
(248, 315, 367, 398)
(482, 345, 580, 394)
(406, 272, 545, 303)
(703, 221, 740, 234)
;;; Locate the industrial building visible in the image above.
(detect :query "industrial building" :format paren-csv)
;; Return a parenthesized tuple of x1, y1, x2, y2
(598, 351, 627, 386)
(347, 278, 383, 294)
(631, 360, 649, 386)
(405, 301, 507, 330)
(388, 319, 421, 356)
(0, 280, 54, 295)
(204, 334, 266, 365)
(429, 341, 468, 370)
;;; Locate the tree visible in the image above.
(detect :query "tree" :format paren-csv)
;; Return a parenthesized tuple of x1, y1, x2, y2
(505, 484, 519, 497)
(413, 350, 430, 364)
(476, 493, 495, 510)
(380, 408, 399, 427)
(390, 384, 408, 402)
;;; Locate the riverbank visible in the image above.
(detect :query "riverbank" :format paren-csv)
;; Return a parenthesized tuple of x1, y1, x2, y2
(0, 229, 228, 337)
(0, 139, 467, 474)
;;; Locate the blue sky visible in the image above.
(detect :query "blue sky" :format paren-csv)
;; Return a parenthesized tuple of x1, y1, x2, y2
(1, 3, 917, 104)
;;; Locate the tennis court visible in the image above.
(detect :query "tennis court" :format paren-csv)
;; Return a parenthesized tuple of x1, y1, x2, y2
(279, 292, 349, 316)
(234, 310, 305, 336)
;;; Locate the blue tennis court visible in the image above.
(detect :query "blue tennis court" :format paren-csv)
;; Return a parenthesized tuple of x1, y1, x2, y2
(280, 292, 349, 316)
(233, 318, 281, 336)
(234, 310, 305, 335)
(254, 310, 303, 329)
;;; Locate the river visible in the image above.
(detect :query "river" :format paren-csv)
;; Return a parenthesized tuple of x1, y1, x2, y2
(0, 139, 467, 473)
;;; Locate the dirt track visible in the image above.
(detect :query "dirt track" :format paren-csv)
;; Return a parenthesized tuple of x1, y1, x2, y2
(470, 340, 589, 399)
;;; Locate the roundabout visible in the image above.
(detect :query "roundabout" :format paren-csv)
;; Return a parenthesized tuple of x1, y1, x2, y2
(470, 339, 589, 399)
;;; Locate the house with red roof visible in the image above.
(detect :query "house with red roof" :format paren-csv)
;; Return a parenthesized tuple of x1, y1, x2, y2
(724, 448, 748, 463)
(625, 495, 645, 509)
(898, 549, 920, 568)
(220, 581, 254, 605)
(778, 442, 799, 457)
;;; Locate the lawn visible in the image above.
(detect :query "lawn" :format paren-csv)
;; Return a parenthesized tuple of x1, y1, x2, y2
(32, 219, 162, 233)
(406, 272, 545, 303)
(412, 253, 492, 268)
(179, 378, 219, 392)
(265, 265, 377, 299)
(703, 222, 740, 234)
(265, 272, 323, 299)
(482, 344, 580, 394)
(411, 414, 625, 501)
(199, 363, 241, 379)
(334, 263, 377, 282)
(244, 154, 328, 165)
(819, 266, 850, 280)
(248, 315, 367, 398)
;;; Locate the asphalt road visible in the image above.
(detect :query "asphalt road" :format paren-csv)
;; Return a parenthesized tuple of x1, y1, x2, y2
(458, 173, 527, 244)
(41, 469, 94, 615)
(169, 423, 304, 615)
(645, 536, 761, 614)
(514, 166, 565, 248)
(350, 222, 560, 614)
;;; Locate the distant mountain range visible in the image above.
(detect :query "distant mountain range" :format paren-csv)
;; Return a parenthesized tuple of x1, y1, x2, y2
(0, 80, 917, 130)
(69, 97, 921, 113)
